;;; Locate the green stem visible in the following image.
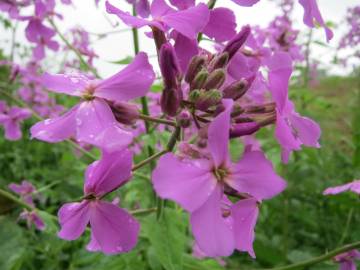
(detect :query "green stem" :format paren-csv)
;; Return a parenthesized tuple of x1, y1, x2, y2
(265, 241, 360, 270)
(338, 207, 354, 245)
(34, 181, 61, 194)
(139, 114, 176, 127)
(132, 149, 168, 171)
(0, 188, 33, 211)
(48, 19, 100, 78)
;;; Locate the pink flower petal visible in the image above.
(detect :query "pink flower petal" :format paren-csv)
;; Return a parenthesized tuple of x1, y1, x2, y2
(58, 201, 90, 240)
(106, 1, 163, 29)
(89, 201, 140, 254)
(30, 105, 78, 143)
(76, 99, 133, 151)
(169, 0, 195, 10)
(289, 113, 321, 148)
(203, 8, 236, 42)
(162, 3, 210, 40)
(298, 0, 333, 42)
(150, 0, 174, 17)
(152, 153, 217, 212)
(230, 0, 261, 7)
(266, 52, 293, 113)
(173, 32, 199, 73)
(190, 186, 234, 257)
(231, 198, 259, 258)
(3, 121, 22, 140)
(85, 150, 133, 197)
(41, 73, 88, 96)
(95, 52, 155, 102)
(323, 180, 360, 195)
(229, 151, 287, 200)
(208, 99, 233, 167)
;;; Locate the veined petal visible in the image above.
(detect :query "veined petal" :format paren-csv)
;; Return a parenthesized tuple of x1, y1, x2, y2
(41, 73, 89, 96)
(89, 201, 140, 254)
(208, 99, 233, 167)
(76, 99, 133, 151)
(58, 201, 90, 240)
(152, 153, 217, 212)
(203, 8, 236, 42)
(190, 186, 234, 257)
(30, 105, 78, 143)
(275, 111, 302, 152)
(231, 198, 259, 258)
(162, 3, 210, 40)
(84, 150, 133, 197)
(95, 52, 155, 102)
(228, 151, 287, 200)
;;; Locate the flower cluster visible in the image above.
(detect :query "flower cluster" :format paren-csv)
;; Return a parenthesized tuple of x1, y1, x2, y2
(1, 0, 334, 259)
(8, 180, 45, 230)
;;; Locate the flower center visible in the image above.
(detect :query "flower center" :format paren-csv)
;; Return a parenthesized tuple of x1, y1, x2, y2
(82, 84, 96, 101)
(213, 167, 229, 183)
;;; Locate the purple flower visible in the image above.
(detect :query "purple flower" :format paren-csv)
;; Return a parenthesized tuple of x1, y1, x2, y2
(126, 0, 150, 18)
(8, 180, 37, 206)
(266, 52, 321, 163)
(153, 99, 286, 257)
(0, 106, 32, 141)
(298, 0, 333, 42)
(323, 180, 360, 195)
(106, 0, 210, 40)
(334, 250, 360, 270)
(31, 52, 155, 152)
(58, 150, 140, 255)
(19, 210, 46, 231)
(230, 0, 261, 7)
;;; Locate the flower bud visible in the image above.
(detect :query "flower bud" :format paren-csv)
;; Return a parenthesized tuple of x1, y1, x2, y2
(110, 101, 140, 125)
(245, 102, 276, 114)
(230, 122, 260, 138)
(195, 89, 223, 111)
(203, 69, 226, 90)
(231, 103, 245, 118)
(161, 87, 181, 117)
(185, 55, 207, 84)
(223, 25, 251, 60)
(190, 70, 208, 90)
(208, 52, 229, 72)
(176, 111, 191, 128)
(159, 43, 181, 89)
(188, 89, 201, 102)
(152, 26, 167, 52)
(222, 79, 248, 100)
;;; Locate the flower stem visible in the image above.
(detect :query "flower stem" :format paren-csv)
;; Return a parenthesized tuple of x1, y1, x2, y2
(48, 18, 100, 78)
(139, 114, 177, 127)
(132, 149, 168, 171)
(0, 188, 33, 211)
(265, 241, 360, 270)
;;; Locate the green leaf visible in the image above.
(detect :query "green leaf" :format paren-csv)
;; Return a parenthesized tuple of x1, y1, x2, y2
(0, 217, 26, 270)
(142, 209, 188, 270)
